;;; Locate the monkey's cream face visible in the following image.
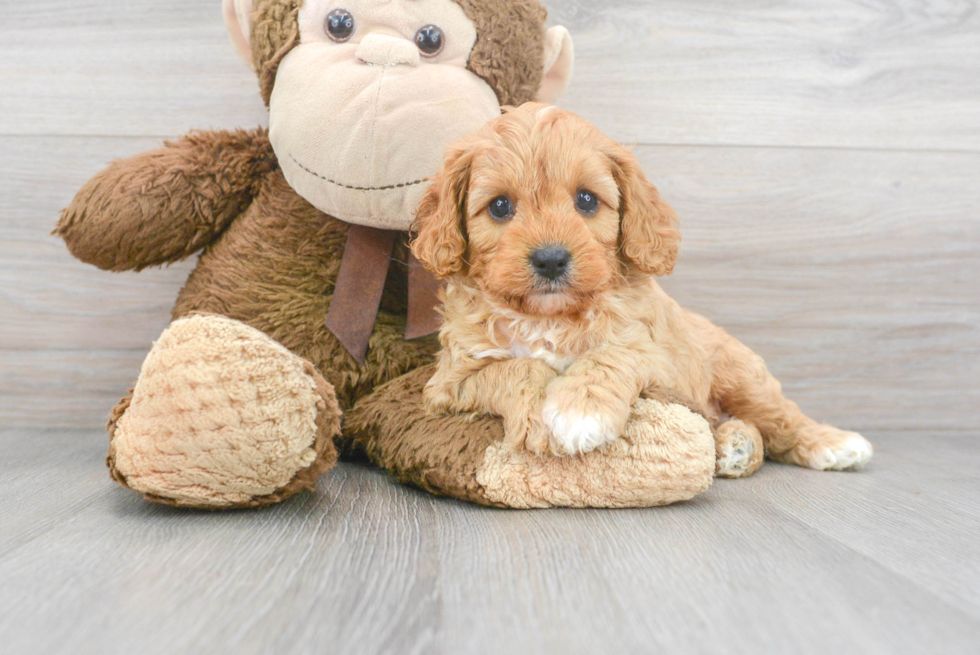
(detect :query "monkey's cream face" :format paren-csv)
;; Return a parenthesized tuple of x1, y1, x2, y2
(269, 0, 502, 231)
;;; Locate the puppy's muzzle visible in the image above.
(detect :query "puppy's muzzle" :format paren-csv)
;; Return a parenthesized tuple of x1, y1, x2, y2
(530, 245, 571, 283)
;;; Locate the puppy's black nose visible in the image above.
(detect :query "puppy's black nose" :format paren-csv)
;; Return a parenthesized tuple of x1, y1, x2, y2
(530, 246, 572, 281)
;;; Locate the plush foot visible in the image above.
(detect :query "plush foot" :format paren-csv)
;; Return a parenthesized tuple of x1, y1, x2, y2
(482, 398, 716, 508)
(107, 314, 342, 509)
(714, 419, 765, 478)
(771, 424, 874, 471)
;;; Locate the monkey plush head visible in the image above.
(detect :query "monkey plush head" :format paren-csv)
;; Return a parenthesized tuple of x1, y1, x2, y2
(223, 0, 574, 231)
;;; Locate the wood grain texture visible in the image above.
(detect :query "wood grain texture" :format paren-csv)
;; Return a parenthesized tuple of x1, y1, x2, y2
(0, 1, 268, 138)
(0, 429, 978, 655)
(3, 1, 978, 151)
(547, 0, 980, 150)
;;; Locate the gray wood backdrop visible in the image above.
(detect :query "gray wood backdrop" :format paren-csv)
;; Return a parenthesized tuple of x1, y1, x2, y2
(1, 0, 978, 433)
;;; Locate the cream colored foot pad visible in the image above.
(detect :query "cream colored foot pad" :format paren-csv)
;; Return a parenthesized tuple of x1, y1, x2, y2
(110, 315, 322, 506)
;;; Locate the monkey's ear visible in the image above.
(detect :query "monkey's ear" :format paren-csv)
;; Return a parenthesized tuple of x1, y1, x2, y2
(536, 26, 575, 104)
(411, 148, 473, 279)
(223, 0, 255, 70)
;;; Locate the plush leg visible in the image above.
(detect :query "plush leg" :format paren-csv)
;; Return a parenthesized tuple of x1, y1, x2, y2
(713, 335, 873, 471)
(107, 314, 342, 509)
(713, 419, 765, 479)
(345, 366, 716, 509)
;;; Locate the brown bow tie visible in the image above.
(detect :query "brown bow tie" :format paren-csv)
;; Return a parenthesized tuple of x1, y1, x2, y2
(325, 224, 444, 364)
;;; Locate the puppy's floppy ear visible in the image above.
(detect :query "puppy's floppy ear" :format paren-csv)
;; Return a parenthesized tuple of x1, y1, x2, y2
(611, 149, 681, 277)
(411, 146, 473, 279)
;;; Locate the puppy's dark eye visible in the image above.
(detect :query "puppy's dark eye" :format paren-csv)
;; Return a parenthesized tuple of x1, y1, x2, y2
(576, 190, 599, 215)
(415, 25, 445, 57)
(326, 9, 355, 42)
(488, 196, 514, 221)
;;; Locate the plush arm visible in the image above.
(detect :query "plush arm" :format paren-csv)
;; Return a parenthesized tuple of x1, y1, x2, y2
(55, 128, 276, 272)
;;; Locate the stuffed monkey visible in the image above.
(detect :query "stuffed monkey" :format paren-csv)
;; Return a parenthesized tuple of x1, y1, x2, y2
(57, 0, 717, 509)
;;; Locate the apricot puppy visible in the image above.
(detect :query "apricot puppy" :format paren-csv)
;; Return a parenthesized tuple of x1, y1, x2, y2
(412, 103, 873, 476)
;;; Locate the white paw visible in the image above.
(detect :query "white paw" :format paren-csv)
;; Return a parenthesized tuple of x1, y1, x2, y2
(811, 433, 874, 471)
(542, 407, 619, 456)
(716, 431, 757, 478)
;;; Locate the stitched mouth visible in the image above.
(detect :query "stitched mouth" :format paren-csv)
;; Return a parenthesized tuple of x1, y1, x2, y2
(289, 154, 426, 192)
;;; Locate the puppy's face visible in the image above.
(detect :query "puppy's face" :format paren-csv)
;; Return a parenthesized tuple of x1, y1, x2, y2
(412, 104, 680, 318)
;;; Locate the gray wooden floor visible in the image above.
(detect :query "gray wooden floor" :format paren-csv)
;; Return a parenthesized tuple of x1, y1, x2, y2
(1, 430, 978, 654)
(2, 0, 979, 653)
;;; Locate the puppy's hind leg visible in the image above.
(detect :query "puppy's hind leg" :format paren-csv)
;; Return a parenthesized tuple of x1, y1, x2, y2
(711, 333, 873, 471)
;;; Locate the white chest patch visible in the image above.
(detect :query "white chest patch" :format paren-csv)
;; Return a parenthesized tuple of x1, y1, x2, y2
(474, 337, 577, 374)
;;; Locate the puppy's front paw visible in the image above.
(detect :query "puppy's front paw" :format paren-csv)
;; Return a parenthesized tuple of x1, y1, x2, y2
(540, 377, 631, 456)
(422, 383, 454, 414)
(543, 409, 618, 456)
(502, 411, 552, 455)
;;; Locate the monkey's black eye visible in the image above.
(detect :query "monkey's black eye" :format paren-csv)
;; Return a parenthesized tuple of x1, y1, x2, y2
(488, 196, 514, 221)
(415, 25, 445, 57)
(325, 9, 355, 42)
(576, 189, 599, 215)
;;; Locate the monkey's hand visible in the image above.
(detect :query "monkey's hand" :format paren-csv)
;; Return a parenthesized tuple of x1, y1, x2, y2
(55, 128, 275, 272)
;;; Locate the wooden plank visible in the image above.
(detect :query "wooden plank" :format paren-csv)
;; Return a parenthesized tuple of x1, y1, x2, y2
(0, 350, 145, 429)
(0, 452, 446, 655)
(646, 144, 980, 432)
(0, 429, 977, 654)
(0, 136, 195, 352)
(2, 1, 977, 152)
(426, 465, 980, 654)
(548, 0, 980, 150)
(2, 136, 976, 430)
(723, 432, 980, 619)
(0, 430, 112, 556)
(0, 1, 268, 138)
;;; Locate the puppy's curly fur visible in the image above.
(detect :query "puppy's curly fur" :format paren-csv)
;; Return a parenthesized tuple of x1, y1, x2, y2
(412, 103, 873, 475)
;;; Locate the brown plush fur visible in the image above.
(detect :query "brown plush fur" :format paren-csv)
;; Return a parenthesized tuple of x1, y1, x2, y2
(452, 0, 548, 106)
(56, 0, 558, 508)
(413, 104, 874, 471)
(56, 129, 277, 272)
(251, 0, 301, 105)
(345, 366, 505, 506)
(170, 151, 438, 409)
